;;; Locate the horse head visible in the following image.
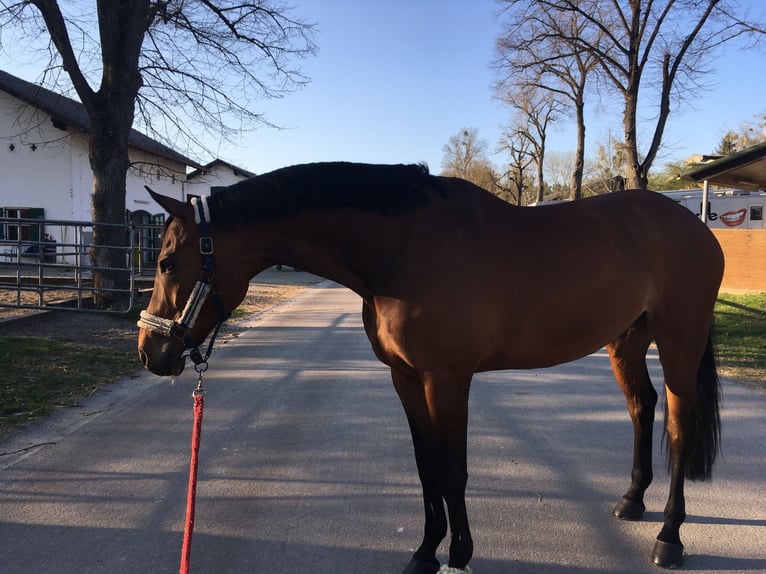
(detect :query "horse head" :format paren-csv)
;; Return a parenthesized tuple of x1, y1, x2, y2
(137, 189, 249, 376)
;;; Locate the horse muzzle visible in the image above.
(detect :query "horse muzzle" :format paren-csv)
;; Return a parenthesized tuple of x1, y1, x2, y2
(138, 332, 187, 376)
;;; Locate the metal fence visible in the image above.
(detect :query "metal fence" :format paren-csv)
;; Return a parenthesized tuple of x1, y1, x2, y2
(0, 217, 162, 314)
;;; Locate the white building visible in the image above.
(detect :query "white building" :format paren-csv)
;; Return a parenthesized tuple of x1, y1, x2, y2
(0, 70, 254, 253)
(0, 70, 199, 225)
(186, 159, 255, 197)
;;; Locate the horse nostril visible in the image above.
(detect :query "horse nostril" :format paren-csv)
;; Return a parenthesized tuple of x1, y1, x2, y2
(138, 349, 149, 367)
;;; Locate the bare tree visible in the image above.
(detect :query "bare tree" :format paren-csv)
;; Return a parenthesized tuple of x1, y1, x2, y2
(495, 0, 601, 199)
(0, 1, 316, 304)
(498, 88, 562, 203)
(441, 128, 489, 179)
(714, 112, 766, 154)
(647, 159, 693, 191)
(557, 0, 765, 189)
(544, 150, 576, 198)
(585, 130, 630, 194)
(497, 126, 535, 206)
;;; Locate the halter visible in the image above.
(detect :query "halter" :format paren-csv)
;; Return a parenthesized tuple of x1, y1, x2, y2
(138, 195, 230, 369)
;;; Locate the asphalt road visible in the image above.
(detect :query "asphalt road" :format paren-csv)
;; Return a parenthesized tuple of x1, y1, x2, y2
(1, 282, 764, 574)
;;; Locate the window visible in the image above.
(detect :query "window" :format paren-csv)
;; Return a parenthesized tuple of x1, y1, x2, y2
(0, 207, 44, 241)
(147, 213, 165, 263)
(129, 210, 165, 265)
(750, 205, 763, 221)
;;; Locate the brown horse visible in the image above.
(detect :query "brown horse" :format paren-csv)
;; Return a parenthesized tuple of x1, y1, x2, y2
(137, 162, 723, 573)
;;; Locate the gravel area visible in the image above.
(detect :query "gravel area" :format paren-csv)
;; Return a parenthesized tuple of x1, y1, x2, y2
(0, 269, 324, 354)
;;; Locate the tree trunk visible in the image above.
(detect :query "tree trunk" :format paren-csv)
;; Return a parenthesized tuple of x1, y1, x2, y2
(23, 0, 149, 308)
(536, 145, 545, 203)
(623, 89, 648, 190)
(88, 90, 137, 307)
(570, 97, 586, 200)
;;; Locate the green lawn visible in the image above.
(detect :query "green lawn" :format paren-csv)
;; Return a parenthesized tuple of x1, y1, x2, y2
(714, 292, 766, 386)
(0, 337, 139, 434)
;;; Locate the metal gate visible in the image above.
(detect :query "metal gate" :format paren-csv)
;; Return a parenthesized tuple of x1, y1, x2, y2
(0, 217, 162, 314)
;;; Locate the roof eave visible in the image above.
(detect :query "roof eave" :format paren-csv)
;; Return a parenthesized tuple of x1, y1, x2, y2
(681, 141, 766, 189)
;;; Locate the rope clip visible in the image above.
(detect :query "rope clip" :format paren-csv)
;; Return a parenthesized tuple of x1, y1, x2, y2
(193, 363, 207, 397)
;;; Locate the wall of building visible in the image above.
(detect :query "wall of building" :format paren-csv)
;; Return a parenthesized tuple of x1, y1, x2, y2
(125, 146, 186, 218)
(0, 91, 76, 220)
(186, 163, 250, 197)
(713, 229, 766, 292)
(0, 90, 187, 224)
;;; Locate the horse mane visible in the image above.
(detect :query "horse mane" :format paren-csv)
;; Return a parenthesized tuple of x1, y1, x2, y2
(206, 162, 440, 229)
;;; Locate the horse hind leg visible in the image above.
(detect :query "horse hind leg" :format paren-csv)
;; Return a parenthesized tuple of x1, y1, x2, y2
(651, 329, 721, 569)
(607, 314, 657, 522)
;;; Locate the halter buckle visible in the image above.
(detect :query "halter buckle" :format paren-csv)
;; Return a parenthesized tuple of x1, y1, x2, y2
(169, 322, 190, 341)
(199, 236, 214, 255)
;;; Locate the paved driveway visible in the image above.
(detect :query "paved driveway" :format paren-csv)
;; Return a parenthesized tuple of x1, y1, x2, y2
(1, 283, 764, 573)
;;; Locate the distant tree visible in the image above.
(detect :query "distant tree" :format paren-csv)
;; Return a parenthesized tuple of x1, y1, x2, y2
(647, 160, 693, 191)
(544, 150, 575, 198)
(496, 88, 562, 203)
(714, 132, 739, 156)
(441, 128, 512, 200)
(495, 0, 601, 199)
(485, 169, 519, 205)
(474, 163, 504, 195)
(497, 126, 536, 206)
(0, 1, 316, 305)
(714, 112, 766, 155)
(584, 132, 629, 195)
(556, 0, 765, 190)
(441, 128, 488, 179)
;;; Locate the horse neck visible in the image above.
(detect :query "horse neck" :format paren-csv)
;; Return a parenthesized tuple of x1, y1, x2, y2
(238, 211, 397, 298)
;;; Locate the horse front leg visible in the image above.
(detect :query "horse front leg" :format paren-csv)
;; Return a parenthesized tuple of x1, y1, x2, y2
(607, 328, 657, 522)
(391, 367, 473, 574)
(612, 380, 657, 521)
(403, 426, 448, 574)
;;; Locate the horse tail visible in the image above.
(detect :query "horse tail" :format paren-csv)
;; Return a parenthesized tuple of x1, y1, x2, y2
(665, 331, 722, 481)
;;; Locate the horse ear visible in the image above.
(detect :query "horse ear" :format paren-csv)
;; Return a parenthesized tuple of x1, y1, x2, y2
(145, 186, 194, 219)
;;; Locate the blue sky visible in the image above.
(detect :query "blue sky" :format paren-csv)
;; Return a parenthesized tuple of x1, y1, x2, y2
(221, 0, 766, 175)
(4, 0, 766, 176)
(225, 0, 509, 173)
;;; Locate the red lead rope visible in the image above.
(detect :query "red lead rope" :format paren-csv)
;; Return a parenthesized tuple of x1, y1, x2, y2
(180, 381, 205, 574)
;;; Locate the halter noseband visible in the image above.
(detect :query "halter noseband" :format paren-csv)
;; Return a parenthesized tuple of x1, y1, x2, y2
(138, 195, 229, 369)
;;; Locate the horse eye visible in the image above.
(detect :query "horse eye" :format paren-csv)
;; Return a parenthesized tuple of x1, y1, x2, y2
(159, 258, 175, 274)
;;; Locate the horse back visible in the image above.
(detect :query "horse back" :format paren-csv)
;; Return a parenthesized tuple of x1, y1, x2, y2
(364, 186, 723, 374)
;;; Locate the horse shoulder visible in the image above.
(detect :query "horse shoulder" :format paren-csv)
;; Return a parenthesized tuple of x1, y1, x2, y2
(361, 297, 414, 370)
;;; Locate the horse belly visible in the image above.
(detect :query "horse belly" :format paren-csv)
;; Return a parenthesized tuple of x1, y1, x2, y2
(477, 332, 607, 371)
(476, 295, 644, 372)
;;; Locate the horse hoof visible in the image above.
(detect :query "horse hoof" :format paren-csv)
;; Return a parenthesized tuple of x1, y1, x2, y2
(403, 556, 440, 574)
(652, 539, 684, 569)
(612, 497, 645, 521)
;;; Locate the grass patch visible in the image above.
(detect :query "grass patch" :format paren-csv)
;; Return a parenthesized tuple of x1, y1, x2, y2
(0, 337, 139, 435)
(0, 280, 314, 437)
(714, 292, 766, 386)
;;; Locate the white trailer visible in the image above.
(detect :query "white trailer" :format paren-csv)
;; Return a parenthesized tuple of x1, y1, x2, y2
(531, 189, 764, 229)
(660, 189, 765, 229)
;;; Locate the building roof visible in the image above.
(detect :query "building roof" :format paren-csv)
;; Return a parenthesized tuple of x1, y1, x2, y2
(681, 141, 766, 191)
(0, 69, 202, 169)
(187, 158, 255, 180)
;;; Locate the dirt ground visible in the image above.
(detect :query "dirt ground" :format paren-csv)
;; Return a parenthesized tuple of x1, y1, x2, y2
(0, 269, 324, 354)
